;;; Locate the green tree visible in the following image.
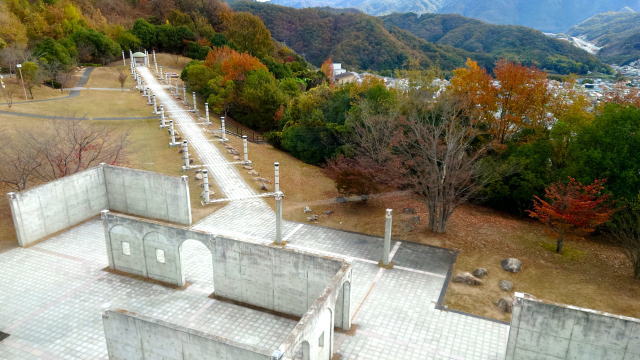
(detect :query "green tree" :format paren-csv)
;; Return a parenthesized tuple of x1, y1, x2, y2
(233, 69, 284, 131)
(207, 75, 235, 116)
(131, 19, 157, 49)
(115, 30, 141, 52)
(566, 104, 640, 202)
(224, 12, 273, 58)
(20, 61, 41, 99)
(182, 62, 216, 96)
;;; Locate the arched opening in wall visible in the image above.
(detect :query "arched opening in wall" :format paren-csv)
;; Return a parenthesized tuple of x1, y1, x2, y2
(301, 340, 311, 360)
(179, 239, 213, 294)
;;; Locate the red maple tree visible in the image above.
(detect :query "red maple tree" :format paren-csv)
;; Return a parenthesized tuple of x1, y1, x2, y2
(528, 177, 615, 253)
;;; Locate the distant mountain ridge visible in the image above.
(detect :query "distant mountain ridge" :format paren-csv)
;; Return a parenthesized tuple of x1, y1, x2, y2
(569, 11, 640, 65)
(264, 0, 640, 32)
(382, 13, 608, 74)
(232, 2, 609, 74)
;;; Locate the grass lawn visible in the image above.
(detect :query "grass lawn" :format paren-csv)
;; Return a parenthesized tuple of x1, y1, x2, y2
(0, 62, 219, 252)
(216, 121, 640, 323)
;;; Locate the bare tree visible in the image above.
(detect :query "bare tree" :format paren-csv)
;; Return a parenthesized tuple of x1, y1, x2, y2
(56, 68, 76, 92)
(1, 79, 16, 108)
(393, 97, 491, 233)
(27, 119, 129, 181)
(0, 133, 43, 191)
(609, 209, 640, 279)
(117, 68, 128, 91)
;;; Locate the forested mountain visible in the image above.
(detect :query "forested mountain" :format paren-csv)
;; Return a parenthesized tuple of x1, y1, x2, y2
(569, 11, 640, 65)
(232, 2, 609, 74)
(268, 0, 443, 15)
(439, 0, 640, 33)
(231, 1, 474, 72)
(266, 0, 640, 32)
(382, 13, 609, 74)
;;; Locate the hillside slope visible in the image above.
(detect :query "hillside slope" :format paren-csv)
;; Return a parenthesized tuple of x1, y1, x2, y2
(267, 0, 640, 32)
(382, 13, 609, 74)
(268, 0, 444, 15)
(231, 1, 472, 72)
(569, 11, 640, 65)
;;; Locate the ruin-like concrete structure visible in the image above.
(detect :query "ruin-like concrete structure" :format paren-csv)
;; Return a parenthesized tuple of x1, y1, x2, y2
(506, 293, 640, 360)
(7, 164, 191, 247)
(101, 211, 351, 360)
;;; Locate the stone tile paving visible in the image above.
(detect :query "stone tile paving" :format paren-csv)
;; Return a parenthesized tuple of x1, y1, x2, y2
(0, 66, 509, 359)
(0, 221, 297, 359)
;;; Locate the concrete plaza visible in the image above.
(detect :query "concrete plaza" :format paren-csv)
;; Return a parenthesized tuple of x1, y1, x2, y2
(0, 66, 509, 359)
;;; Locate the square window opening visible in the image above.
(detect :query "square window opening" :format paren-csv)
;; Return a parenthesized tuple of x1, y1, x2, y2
(156, 249, 166, 264)
(122, 241, 131, 256)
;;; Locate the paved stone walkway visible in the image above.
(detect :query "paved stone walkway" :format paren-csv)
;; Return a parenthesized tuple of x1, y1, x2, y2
(0, 67, 510, 360)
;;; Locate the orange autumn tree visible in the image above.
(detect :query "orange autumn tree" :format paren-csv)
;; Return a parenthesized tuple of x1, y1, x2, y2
(320, 57, 334, 85)
(204, 46, 267, 81)
(528, 177, 615, 253)
(450, 59, 497, 125)
(494, 60, 550, 143)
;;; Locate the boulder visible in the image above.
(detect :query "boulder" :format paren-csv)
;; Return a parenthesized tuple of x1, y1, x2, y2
(233, 155, 241, 161)
(401, 222, 417, 233)
(402, 208, 417, 214)
(243, 165, 253, 170)
(472, 268, 488, 278)
(194, 173, 204, 181)
(303, 206, 313, 213)
(499, 280, 513, 292)
(336, 197, 347, 204)
(501, 258, 522, 273)
(496, 297, 513, 313)
(452, 272, 483, 286)
(307, 215, 319, 222)
(248, 170, 259, 176)
(324, 210, 334, 215)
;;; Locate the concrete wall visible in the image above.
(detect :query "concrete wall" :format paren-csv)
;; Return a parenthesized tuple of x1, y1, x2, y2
(506, 292, 640, 360)
(102, 310, 273, 360)
(7, 165, 192, 247)
(102, 211, 211, 286)
(102, 213, 352, 325)
(104, 165, 191, 226)
(278, 264, 352, 360)
(7, 167, 107, 247)
(212, 237, 346, 319)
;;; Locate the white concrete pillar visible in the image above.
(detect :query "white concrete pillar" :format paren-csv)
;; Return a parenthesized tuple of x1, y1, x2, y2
(205, 103, 210, 124)
(152, 95, 158, 114)
(153, 50, 158, 73)
(274, 161, 280, 193)
(147, 90, 152, 105)
(183, 86, 187, 105)
(192, 91, 197, 112)
(275, 193, 283, 245)
(101, 210, 115, 269)
(159, 66, 163, 80)
(202, 169, 210, 204)
(383, 209, 393, 266)
(169, 120, 177, 146)
(122, 51, 126, 66)
(160, 105, 166, 128)
(243, 135, 249, 164)
(181, 141, 190, 170)
(220, 116, 227, 141)
(274, 162, 283, 245)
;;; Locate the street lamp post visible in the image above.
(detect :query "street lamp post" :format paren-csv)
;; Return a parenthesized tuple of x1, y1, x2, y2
(16, 63, 28, 100)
